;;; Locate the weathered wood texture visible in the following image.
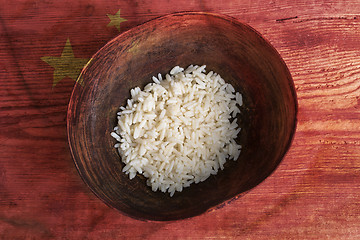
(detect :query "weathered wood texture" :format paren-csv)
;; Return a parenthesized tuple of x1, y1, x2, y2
(1, 0, 360, 239)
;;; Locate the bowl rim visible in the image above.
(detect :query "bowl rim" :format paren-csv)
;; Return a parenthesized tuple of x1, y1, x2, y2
(67, 11, 298, 222)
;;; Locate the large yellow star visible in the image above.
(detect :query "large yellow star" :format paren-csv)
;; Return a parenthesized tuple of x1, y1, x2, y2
(107, 9, 127, 32)
(41, 39, 89, 87)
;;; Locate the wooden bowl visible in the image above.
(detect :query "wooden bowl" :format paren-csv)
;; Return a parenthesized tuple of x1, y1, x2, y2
(67, 12, 298, 221)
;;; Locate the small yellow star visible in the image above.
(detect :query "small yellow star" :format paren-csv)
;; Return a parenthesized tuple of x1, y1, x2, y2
(41, 39, 89, 87)
(107, 9, 127, 32)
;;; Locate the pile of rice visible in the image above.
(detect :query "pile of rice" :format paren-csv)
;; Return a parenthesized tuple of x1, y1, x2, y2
(111, 65, 243, 197)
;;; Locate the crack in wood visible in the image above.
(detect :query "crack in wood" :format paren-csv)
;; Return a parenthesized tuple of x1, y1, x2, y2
(294, 16, 359, 23)
(276, 15, 359, 23)
(276, 16, 298, 22)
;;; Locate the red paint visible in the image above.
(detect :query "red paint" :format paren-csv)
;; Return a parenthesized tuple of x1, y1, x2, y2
(1, 0, 360, 239)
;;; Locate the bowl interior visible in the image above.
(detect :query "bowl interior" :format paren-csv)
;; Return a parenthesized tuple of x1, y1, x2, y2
(67, 12, 297, 221)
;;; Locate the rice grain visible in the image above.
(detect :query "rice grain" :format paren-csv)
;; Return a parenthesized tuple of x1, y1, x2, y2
(111, 65, 243, 196)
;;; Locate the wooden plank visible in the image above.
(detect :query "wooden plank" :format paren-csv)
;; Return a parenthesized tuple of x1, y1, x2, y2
(1, 0, 360, 238)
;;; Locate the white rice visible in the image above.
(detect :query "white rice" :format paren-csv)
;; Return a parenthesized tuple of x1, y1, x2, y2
(111, 65, 243, 197)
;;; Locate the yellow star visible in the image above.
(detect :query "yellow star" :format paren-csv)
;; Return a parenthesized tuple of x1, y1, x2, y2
(41, 39, 89, 87)
(107, 9, 127, 32)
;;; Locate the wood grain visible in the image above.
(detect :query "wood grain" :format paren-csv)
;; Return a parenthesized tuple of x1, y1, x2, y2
(1, 0, 360, 238)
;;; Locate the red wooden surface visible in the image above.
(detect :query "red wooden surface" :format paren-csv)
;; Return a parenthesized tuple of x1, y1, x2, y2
(1, 0, 360, 239)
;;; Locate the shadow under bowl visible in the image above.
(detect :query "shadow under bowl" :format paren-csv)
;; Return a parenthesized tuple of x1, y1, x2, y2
(67, 12, 298, 221)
